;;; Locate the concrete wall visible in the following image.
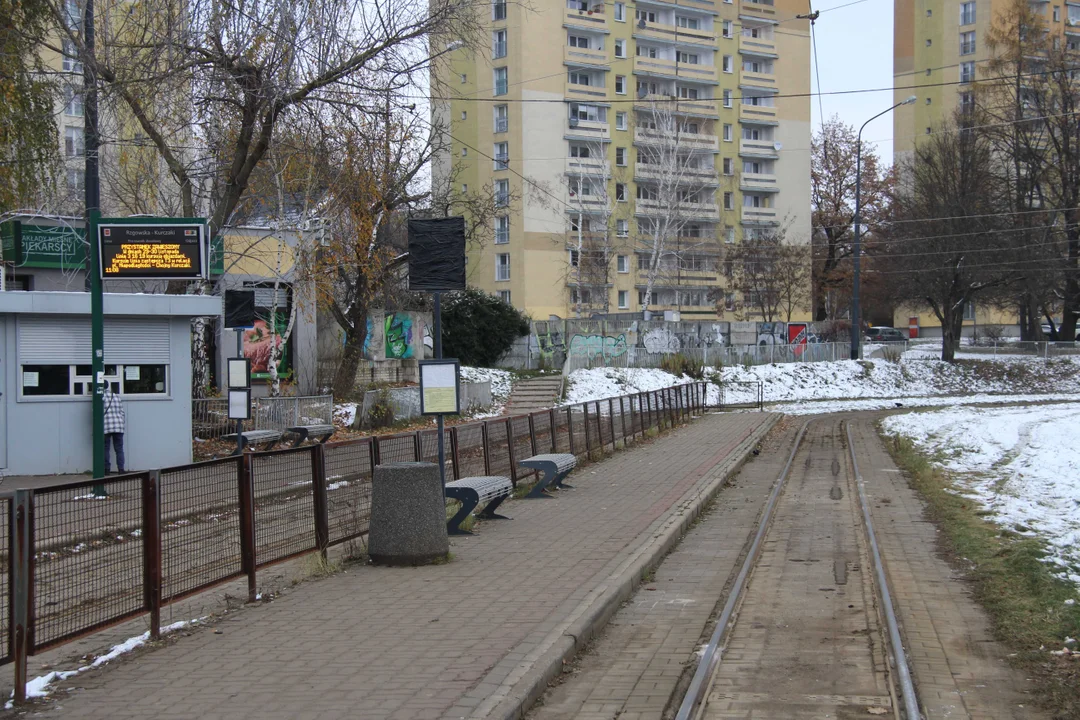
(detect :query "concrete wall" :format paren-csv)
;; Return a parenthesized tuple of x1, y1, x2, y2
(2, 316, 196, 475)
(354, 381, 493, 427)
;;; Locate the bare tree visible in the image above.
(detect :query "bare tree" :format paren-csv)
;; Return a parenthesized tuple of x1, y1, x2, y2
(810, 116, 894, 322)
(635, 100, 720, 318)
(884, 117, 1019, 361)
(979, 0, 1080, 339)
(725, 223, 809, 323)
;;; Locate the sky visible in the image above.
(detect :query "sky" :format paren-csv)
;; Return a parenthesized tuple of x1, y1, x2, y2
(809, 0, 897, 162)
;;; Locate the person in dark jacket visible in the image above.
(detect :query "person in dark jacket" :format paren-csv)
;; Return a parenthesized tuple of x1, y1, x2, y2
(103, 385, 126, 474)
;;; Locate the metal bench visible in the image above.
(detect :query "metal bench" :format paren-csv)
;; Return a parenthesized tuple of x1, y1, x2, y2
(223, 429, 284, 454)
(444, 476, 512, 536)
(285, 424, 336, 447)
(518, 453, 577, 499)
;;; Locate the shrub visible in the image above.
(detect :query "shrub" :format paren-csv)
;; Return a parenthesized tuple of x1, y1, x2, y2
(442, 288, 531, 367)
(660, 352, 705, 379)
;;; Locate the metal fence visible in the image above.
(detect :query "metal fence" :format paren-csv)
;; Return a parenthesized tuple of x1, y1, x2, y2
(565, 341, 865, 372)
(192, 395, 334, 441)
(1, 381, 708, 703)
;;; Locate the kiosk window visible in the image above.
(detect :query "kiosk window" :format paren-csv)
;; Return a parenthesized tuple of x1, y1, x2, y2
(21, 364, 168, 397)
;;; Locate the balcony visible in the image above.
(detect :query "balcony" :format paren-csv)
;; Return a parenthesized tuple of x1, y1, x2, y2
(738, 34, 777, 56)
(567, 82, 607, 100)
(635, 21, 716, 46)
(739, 104, 777, 123)
(564, 45, 608, 67)
(635, 127, 719, 151)
(565, 194, 610, 212)
(567, 117, 611, 140)
(739, 138, 778, 157)
(741, 206, 778, 224)
(636, 198, 720, 220)
(740, 70, 776, 89)
(564, 6, 608, 30)
(635, 164, 719, 185)
(633, 56, 717, 82)
(635, 93, 717, 116)
(565, 156, 608, 175)
(739, 172, 778, 191)
(739, 0, 778, 21)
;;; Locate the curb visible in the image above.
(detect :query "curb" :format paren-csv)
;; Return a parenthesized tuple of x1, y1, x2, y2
(483, 411, 782, 720)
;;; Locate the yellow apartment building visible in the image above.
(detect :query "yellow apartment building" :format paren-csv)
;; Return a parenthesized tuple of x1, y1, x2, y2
(890, 0, 1065, 336)
(434, 0, 812, 321)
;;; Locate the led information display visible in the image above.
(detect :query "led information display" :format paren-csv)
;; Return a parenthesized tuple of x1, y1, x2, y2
(98, 222, 207, 279)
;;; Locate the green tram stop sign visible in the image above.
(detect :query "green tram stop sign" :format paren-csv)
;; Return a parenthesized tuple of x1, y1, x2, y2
(98, 219, 207, 280)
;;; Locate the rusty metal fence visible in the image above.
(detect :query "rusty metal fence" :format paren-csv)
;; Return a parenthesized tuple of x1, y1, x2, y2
(1, 381, 707, 702)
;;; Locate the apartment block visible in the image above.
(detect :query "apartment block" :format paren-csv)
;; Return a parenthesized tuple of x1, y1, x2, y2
(435, 0, 811, 320)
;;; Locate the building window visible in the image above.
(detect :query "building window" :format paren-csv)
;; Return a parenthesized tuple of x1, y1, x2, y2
(64, 126, 84, 157)
(636, 9, 657, 22)
(615, 147, 626, 165)
(637, 45, 658, 58)
(926, 97, 931, 104)
(723, 124, 732, 141)
(461, 110, 467, 121)
(614, 1, 625, 20)
(615, 183, 626, 201)
(496, 253, 511, 281)
(677, 86, 699, 99)
(722, 20, 733, 38)
(21, 364, 169, 398)
(495, 216, 510, 244)
(617, 254, 629, 272)
(960, 31, 975, 55)
(461, 73, 468, 83)
(675, 15, 699, 29)
(615, 112, 627, 130)
(616, 219, 629, 237)
(1054, 5, 1061, 21)
(925, 38, 931, 46)
(494, 0, 507, 20)
(677, 51, 699, 64)
(494, 141, 509, 170)
(498, 290, 512, 304)
(615, 75, 626, 94)
(494, 67, 508, 95)
(494, 104, 508, 133)
(568, 71, 591, 86)
(960, 61, 975, 83)
(960, 1, 975, 25)
(722, 55, 733, 73)
(926, 8, 932, 15)
(462, 184, 468, 193)
(493, 29, 507, 58)
(723, 89, 732, 108)
(64, 85, 83, 116)
(725, 226, 735, 244)
(62, 39, 83, 73)
(723, 192, 733, 209)
(960, 91, 975, 114)
(722, 157, 733, 175)
(618, 290, 629, 309)
(568, 34, 590, 48)
(615, 39, 626, 57)
(569, 144, 591, 158)
(461, 147, 467, 157)
(963, 302, 976, 321)
(495, 179, 510, 207)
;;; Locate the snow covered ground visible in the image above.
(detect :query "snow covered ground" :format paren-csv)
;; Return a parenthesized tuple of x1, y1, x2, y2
(459, 366, 514, 417)
(882, 405, 1080, 586)
(562, 368, 697, 405)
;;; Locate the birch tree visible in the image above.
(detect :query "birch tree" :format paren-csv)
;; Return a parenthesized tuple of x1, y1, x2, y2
(634, 101, 719, 318)
(565, 135, 623, 317)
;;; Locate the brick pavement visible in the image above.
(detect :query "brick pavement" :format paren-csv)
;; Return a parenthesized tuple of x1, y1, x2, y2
(849, 417, 1048, 719)
(19, 411, 776, 720)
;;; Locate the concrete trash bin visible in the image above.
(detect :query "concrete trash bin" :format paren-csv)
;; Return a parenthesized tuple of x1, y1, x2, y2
(368, 462, 449, 566)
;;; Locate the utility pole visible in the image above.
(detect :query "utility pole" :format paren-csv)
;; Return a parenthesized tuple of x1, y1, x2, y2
(84, 0, 106, 485)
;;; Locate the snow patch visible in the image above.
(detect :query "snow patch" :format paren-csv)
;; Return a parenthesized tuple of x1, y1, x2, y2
(883, 404, 1080, 586)
(563, 368, 694, 405)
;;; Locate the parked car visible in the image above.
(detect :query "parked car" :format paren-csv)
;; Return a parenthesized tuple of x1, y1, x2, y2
(866, 327, 907, 342)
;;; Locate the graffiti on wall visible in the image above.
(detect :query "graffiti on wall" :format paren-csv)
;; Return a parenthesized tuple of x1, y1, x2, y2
(787, 323, 808, 357)
(536, 324, 566, 359)
(361, 316, 374, 359)
(643, 326, 680, 354)
(757, 322, 786, 346)
(568, 333, 628, 359)
(385, 313, 413, 359)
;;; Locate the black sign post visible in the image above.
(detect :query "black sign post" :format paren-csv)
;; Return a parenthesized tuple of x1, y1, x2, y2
(408, 218, 467, 493)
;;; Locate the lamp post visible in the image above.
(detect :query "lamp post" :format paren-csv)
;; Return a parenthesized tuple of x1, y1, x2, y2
(850, 95, 917, 361)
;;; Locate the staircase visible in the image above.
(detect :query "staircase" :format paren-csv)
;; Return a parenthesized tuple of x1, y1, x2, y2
(506, 375, 564, 413)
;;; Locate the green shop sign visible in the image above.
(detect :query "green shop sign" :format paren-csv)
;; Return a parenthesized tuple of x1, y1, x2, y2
(0, 220, 88, 270)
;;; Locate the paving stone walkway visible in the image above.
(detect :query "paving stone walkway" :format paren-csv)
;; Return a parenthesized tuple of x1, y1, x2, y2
(26, 412, 776, 720)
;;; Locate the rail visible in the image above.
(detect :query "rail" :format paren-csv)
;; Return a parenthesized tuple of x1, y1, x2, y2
(2, 381, 708, 704)
(674, 418, 922, 720)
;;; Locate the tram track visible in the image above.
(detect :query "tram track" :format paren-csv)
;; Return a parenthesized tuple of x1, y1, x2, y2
(675, 417, 922, 720)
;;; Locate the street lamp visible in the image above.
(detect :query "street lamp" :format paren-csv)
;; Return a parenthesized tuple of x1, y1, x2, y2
(850, 95, 917, 361)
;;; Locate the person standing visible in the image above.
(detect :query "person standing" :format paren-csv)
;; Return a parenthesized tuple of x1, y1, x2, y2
(103, 384, 126, 474)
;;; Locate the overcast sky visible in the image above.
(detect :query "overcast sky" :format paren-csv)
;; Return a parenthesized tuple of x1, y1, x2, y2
(809, 0, 896, 162)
